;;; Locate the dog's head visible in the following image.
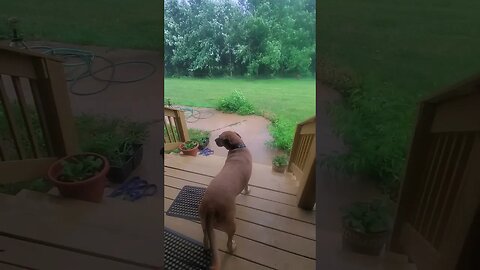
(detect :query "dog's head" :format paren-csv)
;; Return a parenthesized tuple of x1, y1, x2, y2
(215, 131, 244, 150)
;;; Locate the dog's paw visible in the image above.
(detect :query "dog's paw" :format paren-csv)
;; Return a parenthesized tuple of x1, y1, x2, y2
(243, 187, 251, 195)
(227, 240, 237, 253)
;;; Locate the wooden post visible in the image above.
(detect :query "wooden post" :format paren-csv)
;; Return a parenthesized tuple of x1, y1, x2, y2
(33, 58, 79, 156)
(175, 109, 189, 142)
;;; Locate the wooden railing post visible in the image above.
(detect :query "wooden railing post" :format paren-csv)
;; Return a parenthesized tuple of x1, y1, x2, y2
(287, 116, 316, 210)
(164, 107, 189, 151)
(174, 109, 189, 142)
(297, 141, 316, 210)
(33, 58, 79, 156)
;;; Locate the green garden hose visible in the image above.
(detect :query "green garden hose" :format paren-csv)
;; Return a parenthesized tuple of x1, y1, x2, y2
(28, 46, 157, 96)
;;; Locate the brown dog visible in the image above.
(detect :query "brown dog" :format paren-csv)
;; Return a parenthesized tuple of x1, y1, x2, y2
(198, 131, 252, 270)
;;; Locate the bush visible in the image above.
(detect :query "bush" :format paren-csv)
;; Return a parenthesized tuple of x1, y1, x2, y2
(267, 118, 295, 152)
(323, 79, 415, 200)
(216, 90, 255, 115)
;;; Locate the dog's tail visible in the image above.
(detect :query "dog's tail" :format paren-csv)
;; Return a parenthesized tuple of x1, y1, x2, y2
(205, 210, 220, 270)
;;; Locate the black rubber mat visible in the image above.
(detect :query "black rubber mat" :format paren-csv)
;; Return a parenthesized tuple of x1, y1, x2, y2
(166, 185, 206, 221)
(165, 228, 212, 270)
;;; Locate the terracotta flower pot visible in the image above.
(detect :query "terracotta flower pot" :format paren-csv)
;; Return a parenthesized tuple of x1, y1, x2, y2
(47, 153, 110, 203)
(180, 142, 199, 156)
(342, 225, 389, 256)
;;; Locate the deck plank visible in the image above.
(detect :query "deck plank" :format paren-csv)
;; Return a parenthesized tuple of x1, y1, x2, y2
(0, 263, 27, 270)
(165, 175, 315, 224)
(165, 167, 298, 205)
(0, 191, 162, 268)
(165, 154, 299, 194)
(165, 186, 316, 240)
(164, 207, 315, 270)
(165, 197, 315, 259)
(0, 236, 148, 270)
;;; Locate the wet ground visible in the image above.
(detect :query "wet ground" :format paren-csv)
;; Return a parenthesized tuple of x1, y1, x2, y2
(181, 107, 282, 165)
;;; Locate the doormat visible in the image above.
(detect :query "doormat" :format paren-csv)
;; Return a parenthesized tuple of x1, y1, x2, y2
(166, 185, 206, 221)
(165, 228, 212, 269)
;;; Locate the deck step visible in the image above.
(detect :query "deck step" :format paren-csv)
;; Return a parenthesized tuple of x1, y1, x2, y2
(0, 235, 147, 270)
(165, 153, 299, 195)
(2, 190, 162, 269)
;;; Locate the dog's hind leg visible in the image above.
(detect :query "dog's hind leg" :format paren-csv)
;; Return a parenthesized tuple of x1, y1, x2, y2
(242, 184, 251, 195)
(225, 210, 237, 253)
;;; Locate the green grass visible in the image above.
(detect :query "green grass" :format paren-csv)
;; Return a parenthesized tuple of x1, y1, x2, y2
(0, 0, 162, 49)
(165, 78, 315, 124)
(165, 78, 316, 151)
(318, 0, 480, 193)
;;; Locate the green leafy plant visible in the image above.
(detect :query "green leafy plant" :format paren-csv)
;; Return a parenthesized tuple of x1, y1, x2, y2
(181, 140, 198, 150)
(188, 128, 210, 147)
(267, 118, 295, 152)
(188, 128, 210, 142)
(216, 90, 255, 115)
(59, 155, 103, 182)
(273, 154, 288, 167)
(342, 198, 394, 234)
(77, 115, 148, 167)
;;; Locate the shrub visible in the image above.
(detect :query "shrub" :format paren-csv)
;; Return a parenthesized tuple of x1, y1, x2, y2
(323, 80, 415, 200)
(267, 118, 295, 152)
(216, 90, 255, 115)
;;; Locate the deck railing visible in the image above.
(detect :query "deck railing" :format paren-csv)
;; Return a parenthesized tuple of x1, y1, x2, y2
(288, 116, 316, 210)
(164, 107, 189, 151)
(0, 46, 79, 184)
(390, 74, 480, 269)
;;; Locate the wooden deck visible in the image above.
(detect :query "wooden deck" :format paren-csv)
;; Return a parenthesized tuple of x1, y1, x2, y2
(164, 153, 317, 270)
(0, 189, 163, 269)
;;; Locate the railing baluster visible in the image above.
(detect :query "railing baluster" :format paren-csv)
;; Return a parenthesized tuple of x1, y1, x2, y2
(0, 76, 26, 159)
(12, 76, 41, 158)
(419, 133, 450, 235)
(433, 133, 474, 247)
(29, 79, 53, 156)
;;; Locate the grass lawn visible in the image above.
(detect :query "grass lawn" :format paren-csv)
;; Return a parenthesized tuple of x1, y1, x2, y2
(0, 0, 162, 49)
(165, 78, 315, 152)
(318, 0, 480, 191)
(164, 78, 316, 125)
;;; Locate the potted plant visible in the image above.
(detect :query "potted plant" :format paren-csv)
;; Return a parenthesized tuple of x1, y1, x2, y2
(272, 154, 288, 173)
(47, 153, 109, 203)
(180, 140, 199, 156)
(189, 128, 210, 150)
(79, 117, 148, 183)
(342, 198, 394, 256)
(107, 140, 144, 183)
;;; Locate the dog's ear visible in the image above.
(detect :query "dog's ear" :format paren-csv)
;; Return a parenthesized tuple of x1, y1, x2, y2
(234, 132, 241, 138)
